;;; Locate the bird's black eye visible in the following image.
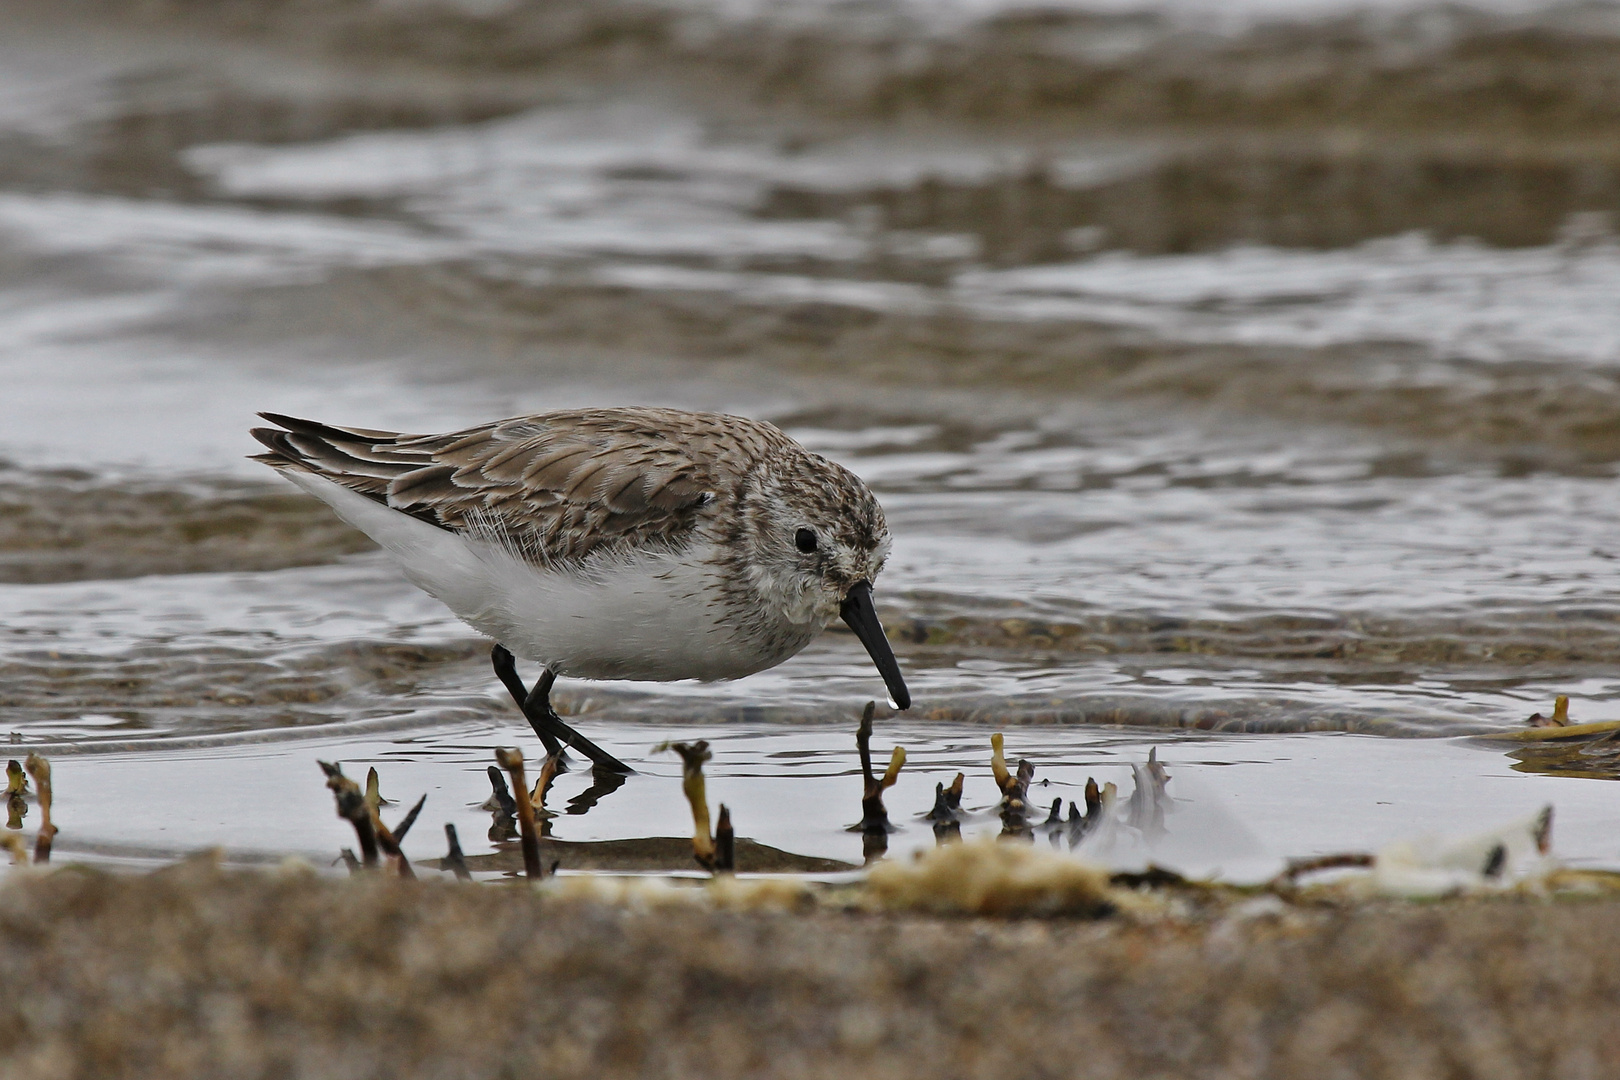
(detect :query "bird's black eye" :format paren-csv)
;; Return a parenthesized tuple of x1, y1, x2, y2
(795, 527, 818, 554)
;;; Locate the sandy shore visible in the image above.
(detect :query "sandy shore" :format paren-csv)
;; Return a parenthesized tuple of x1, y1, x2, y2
(1, 859, 1617, 1079)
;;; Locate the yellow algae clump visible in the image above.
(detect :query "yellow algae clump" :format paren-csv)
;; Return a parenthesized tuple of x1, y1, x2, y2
(864, 840, 1123, 918)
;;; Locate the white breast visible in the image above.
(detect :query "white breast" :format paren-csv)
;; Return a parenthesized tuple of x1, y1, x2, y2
(282, 470, 789, 681)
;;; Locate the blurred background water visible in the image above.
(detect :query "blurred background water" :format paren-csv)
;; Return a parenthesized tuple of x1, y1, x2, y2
(4, 0, 1620, 875)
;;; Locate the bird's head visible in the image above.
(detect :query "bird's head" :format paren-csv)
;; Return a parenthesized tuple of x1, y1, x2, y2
(736, 452, 909, 709)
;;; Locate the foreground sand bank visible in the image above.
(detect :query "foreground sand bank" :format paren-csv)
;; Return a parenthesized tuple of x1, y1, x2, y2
(2, 859, 1617, 1079)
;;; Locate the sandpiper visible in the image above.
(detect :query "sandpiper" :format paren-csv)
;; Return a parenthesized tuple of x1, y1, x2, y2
(250, 407, 911, 772)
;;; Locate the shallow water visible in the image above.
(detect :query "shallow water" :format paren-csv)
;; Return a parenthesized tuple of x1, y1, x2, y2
(25, 721, 1620, 885)
(4, 0, 1620, 879)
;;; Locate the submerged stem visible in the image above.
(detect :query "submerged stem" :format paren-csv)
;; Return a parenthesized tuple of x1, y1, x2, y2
(25, 754, 54, 865)
(668, 741, 716, 872)
(496, 748, 543, 881)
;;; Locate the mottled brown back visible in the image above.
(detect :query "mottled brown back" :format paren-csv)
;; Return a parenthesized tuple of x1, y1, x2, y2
(250, 408, 797, 565)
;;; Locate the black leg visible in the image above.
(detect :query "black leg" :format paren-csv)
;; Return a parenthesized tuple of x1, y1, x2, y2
(490, 645, 634, 775)
(522, 668, 635, 775)
(491, 645, 565, 762)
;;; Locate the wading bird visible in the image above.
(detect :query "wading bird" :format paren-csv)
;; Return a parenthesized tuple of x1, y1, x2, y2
(252, 408, 911, 772)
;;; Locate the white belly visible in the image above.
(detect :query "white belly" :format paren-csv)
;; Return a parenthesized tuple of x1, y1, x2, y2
(283, 471, 800, 681)
(457, 540, 754, 681)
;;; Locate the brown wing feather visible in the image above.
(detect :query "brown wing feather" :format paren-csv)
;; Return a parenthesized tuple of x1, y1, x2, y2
(251, 407, 791, 565)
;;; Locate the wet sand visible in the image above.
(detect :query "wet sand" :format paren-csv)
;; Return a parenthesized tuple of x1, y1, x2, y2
(2, 860, 1618, 1079)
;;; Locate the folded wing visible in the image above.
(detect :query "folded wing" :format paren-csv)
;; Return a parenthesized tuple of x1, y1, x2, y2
(250, 408, 754, 565)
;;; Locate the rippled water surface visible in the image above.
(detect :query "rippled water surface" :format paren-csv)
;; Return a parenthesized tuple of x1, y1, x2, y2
(4, 0, 1620, 876)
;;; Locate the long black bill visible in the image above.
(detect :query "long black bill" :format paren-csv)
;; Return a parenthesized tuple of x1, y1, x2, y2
(840, 580, 911, 711)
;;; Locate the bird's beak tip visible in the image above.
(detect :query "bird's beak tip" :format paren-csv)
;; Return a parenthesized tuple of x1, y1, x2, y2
(840, 580, 911, 713)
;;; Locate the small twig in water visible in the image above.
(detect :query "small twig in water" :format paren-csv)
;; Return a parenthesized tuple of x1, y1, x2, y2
(529, 753, 562, 837)
(852, 702, 906, 862)
(858, 701, 906, 830)
(392, 794, 427, 844)
(24, 754, 53, 864)
(925, 782, 959, 824)
(1126, 747, 1171, 839)
(483, 765, 519, 842)
(1482, 843, 1508, 879)
(496, 748, 543, 881)
(990, 735, 1034, 838)
(365, 767, 394, 811)
(1040, 798, 1064, 829)
(363, 788, 423, 880)
(442, 823, 473, 881)
(666, 741, 716, 872)
(1527, 694, 1572, 727)
(483, 766, 517, 817)
(1067, 777, 1109, 848)
(1532, 804, 1554, 854)
(990, 732, 1011, 793)
(363, 788, 428, 880)
(715, 804, 735, 873)
(318, 761, 378, 869)
(924, 772, 964, 824)
(928, 781, 963, 845)
(6, 759, 27, 830)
